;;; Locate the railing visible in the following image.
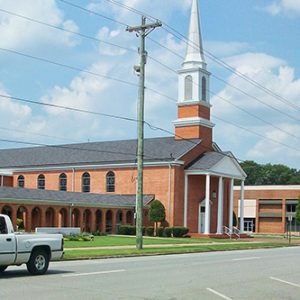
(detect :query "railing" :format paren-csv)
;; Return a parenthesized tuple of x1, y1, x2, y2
(222, 226, 240, 239)
(232, 226, 240, 239)
(223, 226, 231, 238)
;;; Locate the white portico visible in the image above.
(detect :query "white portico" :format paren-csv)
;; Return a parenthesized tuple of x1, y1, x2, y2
(183, 152, 247, 235)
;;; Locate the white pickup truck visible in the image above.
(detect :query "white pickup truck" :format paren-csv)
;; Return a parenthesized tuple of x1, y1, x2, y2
(0, 214, 64, 275)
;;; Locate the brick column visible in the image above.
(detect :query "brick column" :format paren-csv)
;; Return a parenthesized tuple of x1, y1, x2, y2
(90, 209, 96, 233)
(112, 209, 117, 234)
(78, 208, 84, 232)
(101, 209, 107, 233)
(282, 199, 286, 234)
(40, 207, 46, 227)
(26, 207, 32, 232)
(11, 206, 17, 231)
(53, 207, 59, 227)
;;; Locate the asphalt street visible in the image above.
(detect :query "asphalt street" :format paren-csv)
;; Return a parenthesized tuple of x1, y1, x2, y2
(1, 247, 300, 300)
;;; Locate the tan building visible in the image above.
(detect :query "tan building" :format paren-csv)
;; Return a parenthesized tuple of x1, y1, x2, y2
(234, 185, 300, 234)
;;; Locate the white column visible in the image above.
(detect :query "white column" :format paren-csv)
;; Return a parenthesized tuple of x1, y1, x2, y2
(240, 180, 245, 234)
(184, 174, 188, 227)
(204, 174, 210, 234)
(217, 177, 223, 234)
(229, 178, 234, 231)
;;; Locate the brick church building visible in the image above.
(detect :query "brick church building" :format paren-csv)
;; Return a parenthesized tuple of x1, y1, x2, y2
(0, 0, 246, 234)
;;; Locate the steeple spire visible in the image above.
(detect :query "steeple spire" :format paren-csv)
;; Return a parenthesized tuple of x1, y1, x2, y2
(183, 0, 206, 69)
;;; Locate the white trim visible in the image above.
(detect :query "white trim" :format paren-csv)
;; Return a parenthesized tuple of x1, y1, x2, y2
(229, 178, 234, 231)
(234, 185, 300, 191)
(217, 177, 223, 234)
(173, 117, 215, 129)
(0, 171, 13, 176)
(177, 100, 212, 108)
(204, 174, 210, 234)
(178, 67, 211, 76)
(3, 161, 185, 173)
(184, 174, 188, 227)
(185, 169, 245, 180)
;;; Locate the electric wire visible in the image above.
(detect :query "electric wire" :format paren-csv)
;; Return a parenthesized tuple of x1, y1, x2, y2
(100, 0, 300, 112)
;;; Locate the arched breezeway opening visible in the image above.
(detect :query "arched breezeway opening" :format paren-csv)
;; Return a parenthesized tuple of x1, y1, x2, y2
(116, 210, 122, 233)
(31, 207, 41, 230)
(126, 210, 134, 225)
(1, 206, 12, 219)
(58, 208, 68, 227)
(83, 209, 91, 232)
(45, 207, 55, 227)
(72, 208, 80, 228)
(17, 206, 27, 231)
(95, 210, 102, 232)
(106, 210, 113, 233)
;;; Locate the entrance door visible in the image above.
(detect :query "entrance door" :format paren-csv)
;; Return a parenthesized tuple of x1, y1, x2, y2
(198, 204, 206, 233)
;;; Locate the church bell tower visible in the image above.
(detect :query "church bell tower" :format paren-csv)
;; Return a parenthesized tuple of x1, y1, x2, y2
(174, 0, 214, 148)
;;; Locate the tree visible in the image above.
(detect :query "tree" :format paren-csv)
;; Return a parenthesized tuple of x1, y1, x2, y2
(296, 197, 300, 225)
(149, 200, 166, 235)
(238, 160, 300, 186)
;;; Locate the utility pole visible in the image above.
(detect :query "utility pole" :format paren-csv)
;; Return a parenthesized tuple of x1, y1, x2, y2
(127, 17, 162, 250)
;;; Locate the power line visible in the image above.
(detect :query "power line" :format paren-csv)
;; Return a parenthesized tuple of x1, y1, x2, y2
(100, 0, 300, 112)
(0, 47, 138, 88)
(57, 0, 128, 27)
(0, 8, 136, 54)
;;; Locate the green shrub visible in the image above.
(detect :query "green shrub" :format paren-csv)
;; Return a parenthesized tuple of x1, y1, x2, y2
(82, 235, 91, 241)
(146, 226, 154, 236)
(118, 225, 136, 235)
(68, 235, 81, 241)
(16, 218, 24, 230)
(165, 227, 173, 237)
(157, 227, 164, 237)
(172, 226, 189, 238)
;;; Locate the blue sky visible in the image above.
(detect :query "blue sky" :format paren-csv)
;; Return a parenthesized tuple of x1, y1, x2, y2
(0, 0, 299, 168)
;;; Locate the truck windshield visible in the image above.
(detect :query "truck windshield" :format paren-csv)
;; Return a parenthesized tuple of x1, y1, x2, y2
(0, 216, 8, 234)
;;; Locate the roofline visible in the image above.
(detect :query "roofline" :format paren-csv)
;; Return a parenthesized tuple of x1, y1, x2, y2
(3, 160, 185, 173)
(185, 170, 246, 180)
(0, 198, 142, 209)
(213, 155, 247, 179)
(234, 185, 300, 191)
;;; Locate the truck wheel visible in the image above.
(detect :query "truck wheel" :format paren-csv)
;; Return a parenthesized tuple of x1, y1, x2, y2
(0, 266, 7, 273)
(27, 249, 49, 275)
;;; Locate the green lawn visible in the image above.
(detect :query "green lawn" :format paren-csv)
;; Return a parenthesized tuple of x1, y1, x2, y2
(64, 242, 291, 260)
(64, 235, 242, 248)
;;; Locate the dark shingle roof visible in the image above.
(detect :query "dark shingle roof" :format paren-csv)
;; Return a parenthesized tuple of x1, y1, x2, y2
(186, 152, 226, 170)
(0, 187, 154, 208)
(0, 137, 200, 169)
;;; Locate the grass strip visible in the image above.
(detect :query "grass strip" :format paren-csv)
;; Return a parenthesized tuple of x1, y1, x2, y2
(64, 242, 290, 260)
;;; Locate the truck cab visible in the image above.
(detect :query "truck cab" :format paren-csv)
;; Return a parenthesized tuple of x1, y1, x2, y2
(0, 214, 64, 275)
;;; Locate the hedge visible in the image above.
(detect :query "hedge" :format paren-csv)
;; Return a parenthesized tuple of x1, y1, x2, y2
(172, 226, 189, 238)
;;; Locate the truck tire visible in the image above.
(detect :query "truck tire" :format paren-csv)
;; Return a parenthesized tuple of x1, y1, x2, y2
(0, 266, 7, 273)
(26, 249, 49, 275)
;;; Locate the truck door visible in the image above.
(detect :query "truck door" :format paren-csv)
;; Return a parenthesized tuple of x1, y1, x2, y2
(0, 216, 16, 265)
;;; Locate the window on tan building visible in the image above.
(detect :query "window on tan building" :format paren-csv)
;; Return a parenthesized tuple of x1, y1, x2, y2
(17, 175, 25, 188)
(59, 173, 67, 191)
(82, 172, 90, 193)
(106, 171, 115, 193)
(37, 174, 45, 190)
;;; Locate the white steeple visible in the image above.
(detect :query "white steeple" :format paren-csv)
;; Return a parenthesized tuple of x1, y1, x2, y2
(183, 0, 206, 69)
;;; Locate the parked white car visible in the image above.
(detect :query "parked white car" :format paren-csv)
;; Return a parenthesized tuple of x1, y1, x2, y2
(0, 214, 64, 275)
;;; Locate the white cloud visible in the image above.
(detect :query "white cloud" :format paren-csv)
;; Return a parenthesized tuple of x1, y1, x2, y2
(264, 0, 300, 16)
(0, 0, 79, 50)
(211, 51, 300, 167)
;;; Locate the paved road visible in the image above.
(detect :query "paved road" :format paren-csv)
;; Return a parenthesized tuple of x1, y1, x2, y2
(1, 247, 300, 300)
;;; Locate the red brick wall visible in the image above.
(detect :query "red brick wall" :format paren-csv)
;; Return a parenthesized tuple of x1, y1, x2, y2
(178, 105, 210, 120)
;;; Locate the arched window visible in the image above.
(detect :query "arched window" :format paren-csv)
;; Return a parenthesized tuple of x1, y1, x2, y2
(82, 172, 90, 193)
(37, 174, 45, 190)
(202, 76, 207, 102)
(184, 75, 193, 100)
(59, 173, 67, 191)
(106, 171, 115, 193)
(17, 175, 25, 188)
